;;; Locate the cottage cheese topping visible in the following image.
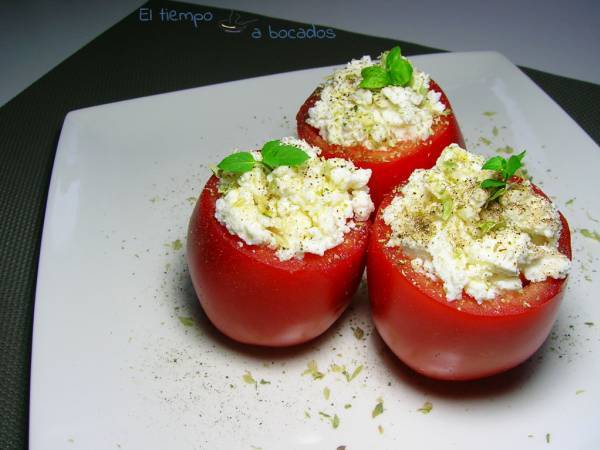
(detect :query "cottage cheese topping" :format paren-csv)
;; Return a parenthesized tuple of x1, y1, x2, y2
(382, 144, 571, 302)
(215, 137, 374, 261)
(306, 54, 446, 150)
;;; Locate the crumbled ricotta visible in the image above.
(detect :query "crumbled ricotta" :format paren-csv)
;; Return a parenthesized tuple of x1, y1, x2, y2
(214, 137, 374, 261)
(382, 144, 571, 303)
(306, 54, 446, 150)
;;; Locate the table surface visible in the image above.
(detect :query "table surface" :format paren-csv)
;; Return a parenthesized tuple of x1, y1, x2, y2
(1, 0, 599, 107)
(0, 1, 598, 448)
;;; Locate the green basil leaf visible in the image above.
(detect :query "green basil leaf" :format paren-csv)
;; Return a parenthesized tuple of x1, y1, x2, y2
(505, 150, 526, 179)
(385, 46, 402, 70)
(388, 58, 413, 86)
(359, 66, 390, 89)
(480, 179, 507, 189)
(217, 152, 256, 174)
(481, 156, 505, 172)
(261, 140, 310, 169)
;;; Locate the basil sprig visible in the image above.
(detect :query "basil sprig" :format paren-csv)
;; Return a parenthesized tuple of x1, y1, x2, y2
(359, 46, 413, 90)
(216, 140, 310, 174)
(480, 151, 526, 202)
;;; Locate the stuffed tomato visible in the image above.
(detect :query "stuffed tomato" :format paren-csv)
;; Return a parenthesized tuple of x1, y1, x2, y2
(367, 145, 572, 380)
(297, 46, 464, 206)
(187, 138, 374, 346)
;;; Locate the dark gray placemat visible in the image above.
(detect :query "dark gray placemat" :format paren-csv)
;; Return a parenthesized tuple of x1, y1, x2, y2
(1, 0, 598, 447)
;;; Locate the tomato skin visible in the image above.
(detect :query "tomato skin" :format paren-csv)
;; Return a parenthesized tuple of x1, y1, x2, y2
(296, 80, 465, 206)
(367, 185, 572, 380)
(187, 176, 370, 347)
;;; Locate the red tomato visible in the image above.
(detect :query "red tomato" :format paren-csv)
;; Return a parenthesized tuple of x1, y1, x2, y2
(187, 176, 370, 347)
(297, 80, 464, 206)
(367, 183, 572, 380)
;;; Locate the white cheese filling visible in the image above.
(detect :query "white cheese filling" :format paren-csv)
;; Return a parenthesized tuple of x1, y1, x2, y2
(382, 144, 571, 303)
(306, 54, 446, 150)
(214, 137, 375, 261)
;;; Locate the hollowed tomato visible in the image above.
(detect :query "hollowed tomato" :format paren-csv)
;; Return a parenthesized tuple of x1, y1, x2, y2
(187, 176, 370, 347)
(367, 183, 572, 380)
(297, 80, 464, 206)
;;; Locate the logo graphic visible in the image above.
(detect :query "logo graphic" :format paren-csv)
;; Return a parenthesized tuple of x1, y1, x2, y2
(218, 11, 258, 33)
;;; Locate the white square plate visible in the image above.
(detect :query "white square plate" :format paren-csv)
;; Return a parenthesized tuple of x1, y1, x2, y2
(30, 52, 600, 449)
